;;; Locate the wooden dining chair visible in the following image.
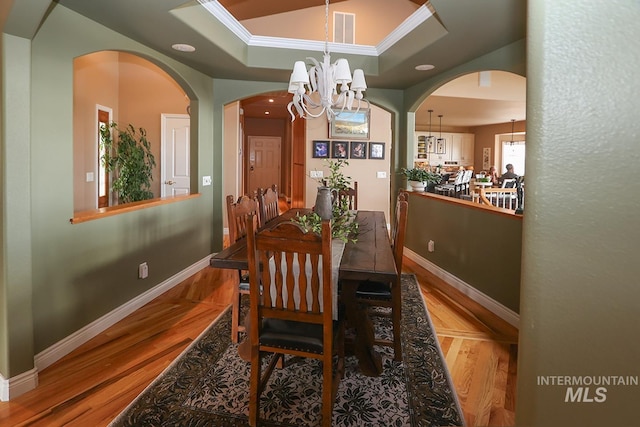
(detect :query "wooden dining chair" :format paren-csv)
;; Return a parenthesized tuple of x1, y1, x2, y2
(354, 192, 408, 361)
(257, 184, 279, 226)
(226, 193, 261, 343)
(246, 214, 344, 427)
(338, 181, 358, 210)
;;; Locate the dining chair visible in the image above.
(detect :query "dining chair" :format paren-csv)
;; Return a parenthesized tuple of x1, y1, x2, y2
(354, 192, 408, 361)
(257, 184, 279, 226)
(435, 171, 464, 197)
(226, 193, 261, 343)
(338, 181, 358, 210)
(246, 214, 344, 427)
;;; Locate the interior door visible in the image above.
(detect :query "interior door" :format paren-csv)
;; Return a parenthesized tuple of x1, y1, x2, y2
(161, 114, 190, 196)
(247, 136, 281, 193)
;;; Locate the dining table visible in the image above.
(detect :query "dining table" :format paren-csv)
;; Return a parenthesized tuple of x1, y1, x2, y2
(210, 208, 398, 377)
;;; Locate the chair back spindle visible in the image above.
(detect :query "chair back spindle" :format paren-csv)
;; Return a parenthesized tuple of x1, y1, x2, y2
(257, 184, 280, 227)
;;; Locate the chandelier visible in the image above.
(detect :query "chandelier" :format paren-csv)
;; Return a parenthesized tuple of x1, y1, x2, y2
(287, 0, 368, 122)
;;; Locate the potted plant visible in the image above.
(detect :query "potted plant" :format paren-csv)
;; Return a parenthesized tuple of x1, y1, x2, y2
(401, 167, 442, 192)
(100, 122, 157, 204)
(295, 159, 359, 243)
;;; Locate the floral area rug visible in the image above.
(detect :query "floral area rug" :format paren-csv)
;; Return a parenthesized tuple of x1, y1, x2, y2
(109, 274, 464, 427)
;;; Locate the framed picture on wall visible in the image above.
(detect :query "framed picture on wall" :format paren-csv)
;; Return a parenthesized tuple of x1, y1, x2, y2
(482, 147, 491, 170)
(369, 142, 385, 159)
(312, 140, 329, 158)
(329, 109, 370, 139)
(349, 141, 367, 159)
(331, 141, 349, 159)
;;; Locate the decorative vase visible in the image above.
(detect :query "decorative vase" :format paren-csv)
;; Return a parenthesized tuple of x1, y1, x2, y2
(408, 180, 426, 192)
(314, 186, 337, 220)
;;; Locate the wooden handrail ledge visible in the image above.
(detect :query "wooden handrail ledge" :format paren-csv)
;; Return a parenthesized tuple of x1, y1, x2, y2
(70, 193, 201, 224)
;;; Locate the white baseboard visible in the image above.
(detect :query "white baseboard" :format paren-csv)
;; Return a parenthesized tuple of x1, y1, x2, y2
(404, 248, 519, 328)
(0, 368, 38, 401)
(34, 255, 213, 373)
(2, 255, 213, 401)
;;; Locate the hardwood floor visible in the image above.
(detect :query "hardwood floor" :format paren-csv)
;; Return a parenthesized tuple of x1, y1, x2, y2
(0, 250, 518, 427)
(403, 257, 518, 426)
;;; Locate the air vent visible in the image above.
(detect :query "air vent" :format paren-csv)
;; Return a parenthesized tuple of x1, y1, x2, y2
(333, 12, 355, 44)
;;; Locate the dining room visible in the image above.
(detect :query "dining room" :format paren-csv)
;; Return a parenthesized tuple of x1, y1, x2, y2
(4, 1, 637, 427)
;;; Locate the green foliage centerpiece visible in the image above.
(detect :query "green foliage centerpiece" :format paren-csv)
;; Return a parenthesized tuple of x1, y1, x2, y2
(100, 122, 157, 204)
(294, 159, 359, 243)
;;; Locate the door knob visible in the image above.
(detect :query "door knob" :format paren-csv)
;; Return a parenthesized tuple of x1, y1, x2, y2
(165, 180, 175, 185)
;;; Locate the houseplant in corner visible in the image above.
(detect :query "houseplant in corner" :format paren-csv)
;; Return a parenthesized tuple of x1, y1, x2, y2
(401, 167, 442, 192)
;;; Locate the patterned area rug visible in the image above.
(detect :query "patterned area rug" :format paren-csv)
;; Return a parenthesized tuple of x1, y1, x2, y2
(109, 274, 464, 427)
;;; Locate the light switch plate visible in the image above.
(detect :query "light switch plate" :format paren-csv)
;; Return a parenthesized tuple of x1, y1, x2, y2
(377, 171, 387, 178)
(202, 176, 212, 186)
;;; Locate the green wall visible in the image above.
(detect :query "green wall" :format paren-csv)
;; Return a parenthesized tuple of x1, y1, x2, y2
(404, 192, 522, 313)
(1, 5, 218, 377)
(516, 1, 640, 426)
(1, 32, 35, 377)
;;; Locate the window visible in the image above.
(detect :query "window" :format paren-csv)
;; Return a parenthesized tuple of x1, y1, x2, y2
(502, 140, 526, 176)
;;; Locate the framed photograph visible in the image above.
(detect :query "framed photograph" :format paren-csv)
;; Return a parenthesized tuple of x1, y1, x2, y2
(369, 142, 385, 160)
(331, 141, 349, 159)
(329, 109, 370, 140)
(349, 141, 367, 159)
(312, 140, 329, 158)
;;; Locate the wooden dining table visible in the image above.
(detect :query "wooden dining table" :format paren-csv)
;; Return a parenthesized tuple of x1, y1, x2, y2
(210, 208, 398, 377)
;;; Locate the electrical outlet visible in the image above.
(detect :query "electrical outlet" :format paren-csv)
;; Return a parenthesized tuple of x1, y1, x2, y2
(428, 240, 435, 252)
(202, 176, 212, 186)
(138, 262, 148, 279)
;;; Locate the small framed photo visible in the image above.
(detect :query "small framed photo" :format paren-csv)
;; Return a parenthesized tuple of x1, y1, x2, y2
(349, 141, 367, 159)
(369, 142, 385, 159)
(329, 109, 370, 139)
(331, 141, 349, 159)
(312, 140, 329, 158)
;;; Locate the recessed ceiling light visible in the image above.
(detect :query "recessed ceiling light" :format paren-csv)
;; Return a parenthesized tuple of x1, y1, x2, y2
(415, 64, 435, 71)
(172, 43, 196, 52)
(264, 111, 270, 115)
(268, 99, 274, 103)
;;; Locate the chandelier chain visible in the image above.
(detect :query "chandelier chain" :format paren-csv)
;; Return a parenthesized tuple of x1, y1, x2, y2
(324, 0, 329, 55)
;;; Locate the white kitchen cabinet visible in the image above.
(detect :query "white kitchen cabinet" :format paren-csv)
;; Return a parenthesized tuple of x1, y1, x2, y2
(414, 132, 474, 167)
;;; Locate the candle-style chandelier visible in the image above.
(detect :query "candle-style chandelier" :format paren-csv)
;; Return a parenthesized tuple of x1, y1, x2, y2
(287, 0, 368, 122)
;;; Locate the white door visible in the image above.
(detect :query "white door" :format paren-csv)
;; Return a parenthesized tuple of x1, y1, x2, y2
(162, 114, 190, 196)
(248, 136, 281, 193)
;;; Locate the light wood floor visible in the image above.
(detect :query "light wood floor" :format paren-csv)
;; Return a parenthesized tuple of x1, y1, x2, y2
(0, 248, 518, 427)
